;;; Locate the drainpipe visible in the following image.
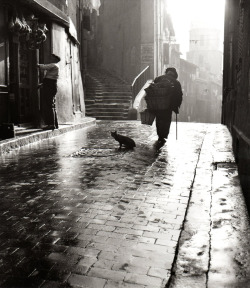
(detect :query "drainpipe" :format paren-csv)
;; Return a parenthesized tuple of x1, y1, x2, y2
(69, 43, 75, 114)
(154, 0, 157, 77)
(78, 0, 82, 66)
(78, 0, 83, 112)
(154, 0, 160, 77)
(121, 0, 125, 79)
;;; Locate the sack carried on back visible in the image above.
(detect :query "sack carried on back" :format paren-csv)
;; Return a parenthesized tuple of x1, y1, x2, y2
(144, 79, 174, 110)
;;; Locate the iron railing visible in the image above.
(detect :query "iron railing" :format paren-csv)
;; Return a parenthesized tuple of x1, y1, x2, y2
(131, 66, 150, 103)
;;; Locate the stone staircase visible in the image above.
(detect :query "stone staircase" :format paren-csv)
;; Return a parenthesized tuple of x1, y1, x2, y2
(84, 68, 132, 120)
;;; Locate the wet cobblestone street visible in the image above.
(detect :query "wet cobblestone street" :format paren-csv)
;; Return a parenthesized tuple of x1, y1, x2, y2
(0, 120, 248, 288)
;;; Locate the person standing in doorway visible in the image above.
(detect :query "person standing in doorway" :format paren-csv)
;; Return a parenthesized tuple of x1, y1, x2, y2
(153, 67, 183, 145)
(37, 54, 60, 130)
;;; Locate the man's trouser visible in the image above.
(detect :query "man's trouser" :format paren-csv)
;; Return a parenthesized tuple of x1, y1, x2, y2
(155, 109, 172, 139)
(42, 78, 58, 128)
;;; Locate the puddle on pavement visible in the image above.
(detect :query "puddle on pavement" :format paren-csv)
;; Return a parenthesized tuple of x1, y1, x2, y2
(0, 121, 166, 284)
(69, 147, 131, 158)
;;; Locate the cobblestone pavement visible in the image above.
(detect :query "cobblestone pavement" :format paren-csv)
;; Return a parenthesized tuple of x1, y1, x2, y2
(168, 124, 250, 288)
(0, 120, 241, 288)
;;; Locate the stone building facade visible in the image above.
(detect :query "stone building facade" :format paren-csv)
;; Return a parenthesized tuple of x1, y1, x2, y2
(223, 0, 250, 205)
(0, 0, 97, 129)
(87, 0, 174, 83)
(187, 26, 223, 77)
(178, 59, 198, 122)
(169, 28, 222, 124)
(183, 25, 223, 124)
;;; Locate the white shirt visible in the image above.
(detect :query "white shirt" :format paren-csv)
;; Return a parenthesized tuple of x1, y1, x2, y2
(39, 63, 59, 80)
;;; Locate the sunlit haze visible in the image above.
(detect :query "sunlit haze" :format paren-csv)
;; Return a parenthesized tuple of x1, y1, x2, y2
(167, 0, 225, 58)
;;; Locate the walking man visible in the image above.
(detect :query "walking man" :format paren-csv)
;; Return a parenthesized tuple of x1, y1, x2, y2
(153, 67, 183, 145)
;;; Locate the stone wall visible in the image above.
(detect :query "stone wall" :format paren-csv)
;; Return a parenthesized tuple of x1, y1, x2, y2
(96, 0, 142, 83)
(38, 0, 86, 123)
(48, 0, 68, 14)
(223, 0, 250, 203)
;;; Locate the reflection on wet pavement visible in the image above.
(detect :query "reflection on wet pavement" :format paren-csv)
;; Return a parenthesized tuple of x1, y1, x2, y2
(0, 120, 208, 287)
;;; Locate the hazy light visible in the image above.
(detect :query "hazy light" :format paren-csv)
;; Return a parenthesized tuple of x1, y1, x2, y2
(167, 0, 225, 57)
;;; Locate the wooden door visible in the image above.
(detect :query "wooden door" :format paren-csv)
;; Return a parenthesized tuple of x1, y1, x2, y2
(9, 34, 37, 125)
(18, 36, 32, 123)
(0, 7, 9, 123)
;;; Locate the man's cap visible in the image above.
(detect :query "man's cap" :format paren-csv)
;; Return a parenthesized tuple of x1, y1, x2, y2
(165, 67, 178, 79)
(52, 54, 61, 62)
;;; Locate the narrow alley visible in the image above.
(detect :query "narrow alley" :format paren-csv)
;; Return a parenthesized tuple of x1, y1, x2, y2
(0, 120, 249, 288)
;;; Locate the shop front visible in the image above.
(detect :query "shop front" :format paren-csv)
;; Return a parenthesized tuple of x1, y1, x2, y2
(0, 0, 71, 137)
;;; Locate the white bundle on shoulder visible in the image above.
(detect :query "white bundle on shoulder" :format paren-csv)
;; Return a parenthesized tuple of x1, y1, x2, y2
(137, 92, 147, 113)
(133, 81, 153, 113)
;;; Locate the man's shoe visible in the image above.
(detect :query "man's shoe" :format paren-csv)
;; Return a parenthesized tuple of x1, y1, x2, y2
(158, 138, 166, 144)
(154, 138, 166, 150)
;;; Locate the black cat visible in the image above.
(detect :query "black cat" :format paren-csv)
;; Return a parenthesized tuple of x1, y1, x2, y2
(111, 131, 136, 149)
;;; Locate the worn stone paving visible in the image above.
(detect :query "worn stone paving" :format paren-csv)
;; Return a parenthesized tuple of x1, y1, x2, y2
(168, 125, 250, 288)
(0, 120, 216, 287)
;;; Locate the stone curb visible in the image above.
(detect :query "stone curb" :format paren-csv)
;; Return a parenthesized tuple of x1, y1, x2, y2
(0, 117, 96, 155)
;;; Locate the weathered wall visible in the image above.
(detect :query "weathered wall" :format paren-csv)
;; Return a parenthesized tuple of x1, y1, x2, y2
(88, 0, 170, 82)
(48, 0, 68, 14)
(187, 28, 223, 77)
(67, 0, 86, 117)
(178, 59, 197, 122)
(41, 0, 85, 123)
(223, 0, 250, 205)
(141, 0, 154, 78)
(51, 23, 75, 123)
(0, 5, 8, 123)
(92, 0, 142, 83)
(67, 0, 78, 29)
(0, 0, 86, 127)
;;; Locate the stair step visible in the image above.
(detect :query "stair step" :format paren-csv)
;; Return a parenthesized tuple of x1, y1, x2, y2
(86, 94, 131, 99)
(86, 112, 127, 116)
(100, 117, 128, 120)
(85, 99, 95, 103)
(86, 111, 128, 116)
(94, 100, 130, 105)
(85, 105, 128, 110)
(86, 90, 131, 94)
(86, 110, 127, 115)
(85, 106, 127, 111)
(86, 102, 130, 105)
(90, 115, 129, 120)
(87, 96, 131, 100)
(87, 91, 131, 95)
(85, 103, 128, 108)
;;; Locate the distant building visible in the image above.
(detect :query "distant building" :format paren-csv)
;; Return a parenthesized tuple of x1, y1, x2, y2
(182, 24, 223, 123)
(187, 26, 223, 77)
(169, 44, 181, 73)
(178, 59, 198, 122)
